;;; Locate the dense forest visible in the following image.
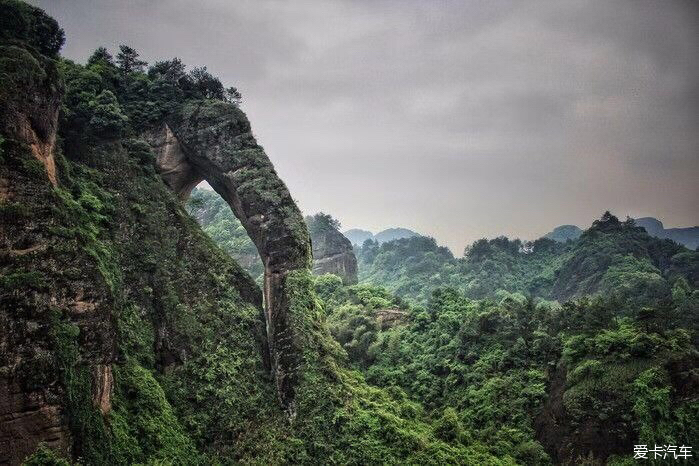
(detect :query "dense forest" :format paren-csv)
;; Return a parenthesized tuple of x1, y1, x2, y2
(1, 1, 697, 465)
(355, 212, 698, 307)
(189, 189, 699, 464)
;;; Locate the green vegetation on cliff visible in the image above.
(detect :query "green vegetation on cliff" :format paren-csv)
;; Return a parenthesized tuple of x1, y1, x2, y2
(1, 2, 506, 464)
(186, 179, 699, 464)
(187, 187, 264, 281)
(2, 2, 697, 465)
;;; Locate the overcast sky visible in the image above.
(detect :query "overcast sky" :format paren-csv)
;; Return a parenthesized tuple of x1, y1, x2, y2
(32, 0, 698, 253)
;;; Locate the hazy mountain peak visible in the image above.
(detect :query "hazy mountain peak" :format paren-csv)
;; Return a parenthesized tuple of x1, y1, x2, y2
(343, 227, 420, 245)
(544, 225, 583, 242)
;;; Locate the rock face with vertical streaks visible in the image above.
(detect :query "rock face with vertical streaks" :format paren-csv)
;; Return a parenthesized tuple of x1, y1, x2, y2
(308, 222, 358, 285)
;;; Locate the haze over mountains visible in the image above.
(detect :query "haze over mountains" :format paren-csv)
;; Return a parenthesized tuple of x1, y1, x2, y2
(343, 227, 419, 245)
(634, 217, 699, 250)
(346, 216, 698, 253)
(4, 1, 698, 464)
(544, 217, 698, 250)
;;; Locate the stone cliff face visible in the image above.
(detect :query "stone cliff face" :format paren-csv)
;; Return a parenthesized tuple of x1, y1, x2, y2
(0, 5, 74, 462)
(310, 226, 358, 285)
(146, 124, 201, 201)
(186, 188, 358, 285)
(0, 8, 63, 189)
(0, 4, 273, 462)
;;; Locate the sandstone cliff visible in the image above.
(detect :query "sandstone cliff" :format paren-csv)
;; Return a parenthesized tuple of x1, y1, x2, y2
(144, 99, 314, 413)
(0, 3, 272, 462)
(307, 215, 358, 285)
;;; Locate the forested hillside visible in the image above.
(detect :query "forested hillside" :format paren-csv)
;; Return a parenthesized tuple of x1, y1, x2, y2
(187, 187, 264, 280)
(189, 192, 699, 464)
(544, 217, 699, 250)
(1, 1, 697, 465)
(356, 212, 698, 307)
(316, 277, 698, 463)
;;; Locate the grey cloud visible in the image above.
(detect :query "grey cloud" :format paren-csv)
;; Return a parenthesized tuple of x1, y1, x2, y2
(30, 0, 699, 253)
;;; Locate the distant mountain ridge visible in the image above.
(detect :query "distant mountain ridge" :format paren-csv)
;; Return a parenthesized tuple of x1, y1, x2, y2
(544, 225, 583, 242)
(544, 217, 698, 249)
(343, 229, 373, 245)
(634, 217, 699, 250)
(355, 211, 699, 305)
(344, 227, 419, 245)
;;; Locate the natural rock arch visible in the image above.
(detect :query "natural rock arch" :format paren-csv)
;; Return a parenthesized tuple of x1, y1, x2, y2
(145, 100, 312, 413)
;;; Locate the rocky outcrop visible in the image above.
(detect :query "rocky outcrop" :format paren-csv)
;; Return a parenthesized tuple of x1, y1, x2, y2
(147, 124, 201, 200)
(0, 5, 63, 188)
(187, 189, 357, 284)
(310, 227, 358, 285)
(145, 100, 312, 414)
(2, 3, 474, 464)
(635, 217, 699, 250)
(0, 380, 72, 465)
(374, 309, 408, 329)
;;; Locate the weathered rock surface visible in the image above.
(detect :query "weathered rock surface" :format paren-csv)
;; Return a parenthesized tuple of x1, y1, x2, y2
(374, 309, 408, 329)
(186, 189, 357, 285)
(147, 124, 201, 200)
(0, 47, 62, 188)
(310, 228, 358, 285)
(0, 6, 80, 462)
(0, 380, 72, 465)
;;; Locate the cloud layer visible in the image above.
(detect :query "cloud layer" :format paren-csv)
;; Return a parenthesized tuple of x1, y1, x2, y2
(33, 0, 699, 253)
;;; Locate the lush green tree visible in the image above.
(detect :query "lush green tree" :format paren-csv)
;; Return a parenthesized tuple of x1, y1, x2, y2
(87, 46, 113, 66)
(87, 90, 128, 138)
(116, 44, 147, 74)
(186, 66, 225, 100)
(225, 86, 242, 106)
(0, 0, 64, 56)
(354, 213, 697, 308)
(147, 58, 186, 83)
(306, 212, 341, 236)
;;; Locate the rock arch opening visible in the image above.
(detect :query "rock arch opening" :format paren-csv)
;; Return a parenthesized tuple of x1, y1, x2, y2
(145, 101, 312, 414)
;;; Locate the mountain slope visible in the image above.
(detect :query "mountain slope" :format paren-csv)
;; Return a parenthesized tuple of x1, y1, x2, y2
(544, 225, 582, 242)
(0, 2, 500, 463)
(187, 189, 358, 284)
(375, 228, 420, 243)
(545, 217, 698, 250)
(343, 228, 374, 245)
